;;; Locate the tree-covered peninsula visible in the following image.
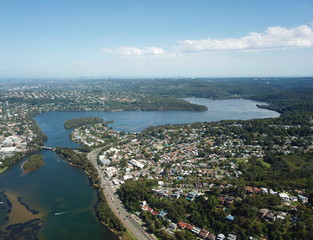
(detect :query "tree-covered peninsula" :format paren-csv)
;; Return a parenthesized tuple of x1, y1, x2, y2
(64, 117, 104, 129)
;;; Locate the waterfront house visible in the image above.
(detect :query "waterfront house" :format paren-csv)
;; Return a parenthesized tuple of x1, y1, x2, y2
(192, 226, 201, 234)
(217, 233, 226, 240)
(169, 222, 177, 231)
(279, 193, 290, 202)
(178, 222, 187, 229)
(199, 228, 209, 239)
(298, 195, 308, 203)
(186, 224, 194, 231)
(227, 233, 237, 240)
(265, 211, 276, 222)
(207, 233, 216, 240)
(158, 209, 167, 218)
(258, 209, 269, 218)
(226, 214, 235, 221)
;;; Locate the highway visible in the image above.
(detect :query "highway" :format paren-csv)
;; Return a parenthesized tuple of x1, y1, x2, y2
(87, 149, 155, 240)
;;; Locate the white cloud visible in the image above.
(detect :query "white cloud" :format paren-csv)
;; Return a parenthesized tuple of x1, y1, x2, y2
(176, 25, 313, 52)
(102, 25, 313, 57)
(103, 46, 165, 56)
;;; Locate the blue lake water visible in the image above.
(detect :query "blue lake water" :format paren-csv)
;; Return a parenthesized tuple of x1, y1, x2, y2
(35, 98, 279, 148)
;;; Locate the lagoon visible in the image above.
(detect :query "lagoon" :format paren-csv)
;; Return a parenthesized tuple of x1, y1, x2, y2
(35, 98, 279, 148)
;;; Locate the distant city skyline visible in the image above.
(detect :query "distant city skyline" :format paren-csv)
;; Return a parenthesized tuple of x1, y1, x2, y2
(1, 0, 313, 78)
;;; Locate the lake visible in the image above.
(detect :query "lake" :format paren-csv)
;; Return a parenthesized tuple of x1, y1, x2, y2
(0, 98, 279, 239)
(35, 98, 279, 148)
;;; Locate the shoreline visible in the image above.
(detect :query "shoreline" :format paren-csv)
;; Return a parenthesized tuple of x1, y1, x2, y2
(57, 150, 124, 240)
(31, 96, 281, 117)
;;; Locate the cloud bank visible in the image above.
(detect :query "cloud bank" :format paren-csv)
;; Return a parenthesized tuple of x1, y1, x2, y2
(176, 25, 313, 52)
(103, 25, 313, 56)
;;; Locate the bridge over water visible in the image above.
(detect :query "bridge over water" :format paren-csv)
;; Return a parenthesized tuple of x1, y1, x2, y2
(41, 146, 56, 151)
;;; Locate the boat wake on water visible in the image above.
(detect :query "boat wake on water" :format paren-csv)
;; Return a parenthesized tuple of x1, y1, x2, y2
(54, 210, 69, 216)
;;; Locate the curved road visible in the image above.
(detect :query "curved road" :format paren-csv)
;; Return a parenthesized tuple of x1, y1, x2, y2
(87, 149, 155, 240)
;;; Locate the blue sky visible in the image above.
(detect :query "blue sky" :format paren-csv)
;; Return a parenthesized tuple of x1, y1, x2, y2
(0, 0, 313, 78)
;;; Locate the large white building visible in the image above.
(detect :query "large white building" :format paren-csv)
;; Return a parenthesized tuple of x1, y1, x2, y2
(105, 166, 118, 178)
(130, 159, 144, 169)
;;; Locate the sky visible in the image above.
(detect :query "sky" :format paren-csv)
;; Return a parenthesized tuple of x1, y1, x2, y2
(0, 0, 313, 78)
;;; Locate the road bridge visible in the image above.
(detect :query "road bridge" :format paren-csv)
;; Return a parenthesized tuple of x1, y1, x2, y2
(41, 146, 56, 151)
